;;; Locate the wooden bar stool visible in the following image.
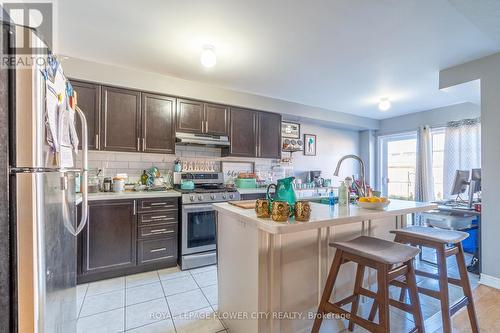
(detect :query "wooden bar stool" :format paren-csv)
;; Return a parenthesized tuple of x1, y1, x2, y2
(391, 226, 479, 333)
(312, 236, 425, 333)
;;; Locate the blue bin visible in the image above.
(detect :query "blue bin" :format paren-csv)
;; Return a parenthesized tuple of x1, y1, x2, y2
(462, 218, 478, 254)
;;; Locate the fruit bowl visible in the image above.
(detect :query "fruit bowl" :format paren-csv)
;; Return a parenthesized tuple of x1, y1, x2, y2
(357, 199, 390, 210)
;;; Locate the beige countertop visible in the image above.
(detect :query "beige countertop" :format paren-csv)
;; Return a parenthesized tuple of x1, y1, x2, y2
(213, 199, 437, 234)
(76, 190, 181, 204)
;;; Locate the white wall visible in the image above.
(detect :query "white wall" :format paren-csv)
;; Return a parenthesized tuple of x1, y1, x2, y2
(62, 57, 379, 130)
(377, 102, 480, 135)
(440, 51, 500, 285)
(286, 121, 360, 184)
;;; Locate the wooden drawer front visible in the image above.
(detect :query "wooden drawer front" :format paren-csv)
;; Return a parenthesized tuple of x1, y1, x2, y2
(138, 198, 178, 212)
(138, 224, 177, 239)
(138, 211, 178, 225)
(138, 237, 177, 264)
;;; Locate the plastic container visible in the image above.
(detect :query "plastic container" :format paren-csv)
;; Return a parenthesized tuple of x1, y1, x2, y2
(338, 181, 348, 206)
(113, 177, 125, 192)
(462, 225, 478, 254)
(236, 178, 257, 188)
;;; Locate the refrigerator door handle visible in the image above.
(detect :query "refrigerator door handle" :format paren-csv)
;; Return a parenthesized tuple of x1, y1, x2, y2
(73, 106, 89, 235)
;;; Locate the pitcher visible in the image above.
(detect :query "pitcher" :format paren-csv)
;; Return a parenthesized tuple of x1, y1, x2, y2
(267, 177, 297, 216)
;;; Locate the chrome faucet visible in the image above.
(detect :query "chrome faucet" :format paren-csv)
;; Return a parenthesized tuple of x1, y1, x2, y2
(334, 154, 367, 197)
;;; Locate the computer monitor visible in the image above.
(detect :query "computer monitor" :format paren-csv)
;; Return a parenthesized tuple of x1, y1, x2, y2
(470, 168, 481, 193)
(451, 170, 470, 196)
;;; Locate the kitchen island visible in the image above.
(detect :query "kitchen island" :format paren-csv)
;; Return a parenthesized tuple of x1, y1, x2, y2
(213, 200, 437, 333)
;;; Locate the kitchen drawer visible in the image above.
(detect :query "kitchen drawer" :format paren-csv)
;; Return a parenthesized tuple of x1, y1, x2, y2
(138, 237, 177, 265)
(138, 210, 178, 225)
(138, 223, 177, 239)
(138, 197, 178, 212)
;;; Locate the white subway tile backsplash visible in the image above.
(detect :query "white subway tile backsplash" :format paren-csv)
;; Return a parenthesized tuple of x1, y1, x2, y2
(88, 152, 116, 161)
(107, 161, 129, 169)
(141, 154, 170, 163)
(115, 153, 142, 162)
(84, 145, 276, 180)
(128, 161, 153, 169)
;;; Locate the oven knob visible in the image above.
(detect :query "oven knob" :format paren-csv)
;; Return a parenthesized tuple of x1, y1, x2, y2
(229, 194, 234, 199)
(198, 195, 203, 201)
(222, 194, 227, 200)
(210, 194, 216, 200)
(189, 195, 195, 202)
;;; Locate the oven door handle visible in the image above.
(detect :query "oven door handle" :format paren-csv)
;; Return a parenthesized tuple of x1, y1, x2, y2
(183, 204, 214, 212)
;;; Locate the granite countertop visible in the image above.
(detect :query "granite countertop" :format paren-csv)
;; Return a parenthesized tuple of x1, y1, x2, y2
(75, 190, 181, 204)
(213, 200, 437, 235)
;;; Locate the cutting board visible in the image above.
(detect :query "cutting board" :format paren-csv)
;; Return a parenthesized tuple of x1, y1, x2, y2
(228, 200, 256, 209)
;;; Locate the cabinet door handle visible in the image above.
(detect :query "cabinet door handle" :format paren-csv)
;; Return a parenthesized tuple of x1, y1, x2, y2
(205, 120, 208, 133)
(150, 215, 167, 219)
(150, 229, 175, 234)
(137, 138, 140, 151)
(95, 134, 99, 150)
(150, 202, 170, 206)
(142, 138, 145, 152)
(133, 200, 136, 215)
(150, 247, 167, 253)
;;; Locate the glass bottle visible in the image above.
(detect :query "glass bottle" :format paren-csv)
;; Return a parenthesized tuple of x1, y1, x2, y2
(140, 170, 148, 185)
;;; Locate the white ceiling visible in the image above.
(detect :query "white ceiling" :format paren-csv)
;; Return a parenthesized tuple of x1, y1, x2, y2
(56, 0, 500, 120)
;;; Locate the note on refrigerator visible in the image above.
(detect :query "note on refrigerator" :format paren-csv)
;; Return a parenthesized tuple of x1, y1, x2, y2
(59, 145, 74, 168)
(45, 83, 59, 151)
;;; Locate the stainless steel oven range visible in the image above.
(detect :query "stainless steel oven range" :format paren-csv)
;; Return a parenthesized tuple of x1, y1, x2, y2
(174, 172, 240, 270)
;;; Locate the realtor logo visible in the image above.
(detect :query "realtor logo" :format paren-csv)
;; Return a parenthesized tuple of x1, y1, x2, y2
(2, 2, 53, 54)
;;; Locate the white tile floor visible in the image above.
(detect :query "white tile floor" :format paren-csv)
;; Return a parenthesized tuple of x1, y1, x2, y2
(76, 249, 479, 333)
(76, 265, 226, 333)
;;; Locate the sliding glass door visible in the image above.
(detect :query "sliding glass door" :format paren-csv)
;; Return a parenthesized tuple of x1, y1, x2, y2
(379, 133, 417, 200)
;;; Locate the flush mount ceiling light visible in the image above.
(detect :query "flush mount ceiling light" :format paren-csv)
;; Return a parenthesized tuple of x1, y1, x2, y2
(378, 98, 391, 111)
(200, 45, 217, 68)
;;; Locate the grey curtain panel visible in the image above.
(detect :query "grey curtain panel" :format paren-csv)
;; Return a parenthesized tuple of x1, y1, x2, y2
(443, 118, 481, 199)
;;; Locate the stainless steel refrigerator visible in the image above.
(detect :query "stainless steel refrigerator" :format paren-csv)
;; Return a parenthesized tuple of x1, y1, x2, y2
(7, 25, 89, 333)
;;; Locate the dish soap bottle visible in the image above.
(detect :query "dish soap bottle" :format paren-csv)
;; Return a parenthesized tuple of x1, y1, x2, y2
(329, 188, 335, 206)
(140, 170, 148, 186)
(338, 181, 348, 206)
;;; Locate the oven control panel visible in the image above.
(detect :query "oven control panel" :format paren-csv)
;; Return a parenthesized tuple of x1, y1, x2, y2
(181, 191, 240, 204)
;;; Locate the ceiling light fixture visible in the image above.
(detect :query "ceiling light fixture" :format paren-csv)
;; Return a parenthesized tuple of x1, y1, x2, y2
(378, 98, 391, 111)
(200, 45, 216, 68)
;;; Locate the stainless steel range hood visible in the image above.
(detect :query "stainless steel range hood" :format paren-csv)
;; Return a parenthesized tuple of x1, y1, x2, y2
(175, 132, 230, 147)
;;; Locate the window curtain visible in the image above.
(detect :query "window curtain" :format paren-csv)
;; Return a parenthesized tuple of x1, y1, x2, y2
(443, 118, 481, 199)
(415, 125, 435, 202)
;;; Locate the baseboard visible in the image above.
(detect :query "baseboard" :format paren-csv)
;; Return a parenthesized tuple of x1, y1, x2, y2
(479, 273, 500, 290)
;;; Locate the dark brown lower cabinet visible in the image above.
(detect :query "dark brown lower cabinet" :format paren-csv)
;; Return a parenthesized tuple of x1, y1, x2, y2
(77, 198, 179, 283)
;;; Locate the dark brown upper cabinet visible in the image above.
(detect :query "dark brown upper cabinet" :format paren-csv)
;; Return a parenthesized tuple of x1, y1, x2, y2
(101, 86, 141, 152)
(204, 103, 230, 136)
(176, 99, 204, 133)
(81, 200, 137, 275)
(223, 109, 281, 159)
(257, 112, 282, 159)
(225, 108, 258, 157)
(70, 80, 101, 150)
(141, 93, 176, 154)
(176, 98, 230, 136)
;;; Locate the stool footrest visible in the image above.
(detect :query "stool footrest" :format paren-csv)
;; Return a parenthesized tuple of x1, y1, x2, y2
(450, 296, 469, 317)
(415, 269, 462, 286)
(417, 286, 441, 299)
(335, 294, 357, 307)
(324, 302, 379, 333)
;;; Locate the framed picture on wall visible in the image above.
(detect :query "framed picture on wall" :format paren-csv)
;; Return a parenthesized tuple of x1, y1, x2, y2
(281, 121, 301, 139)
(303, 134, 317, 156)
